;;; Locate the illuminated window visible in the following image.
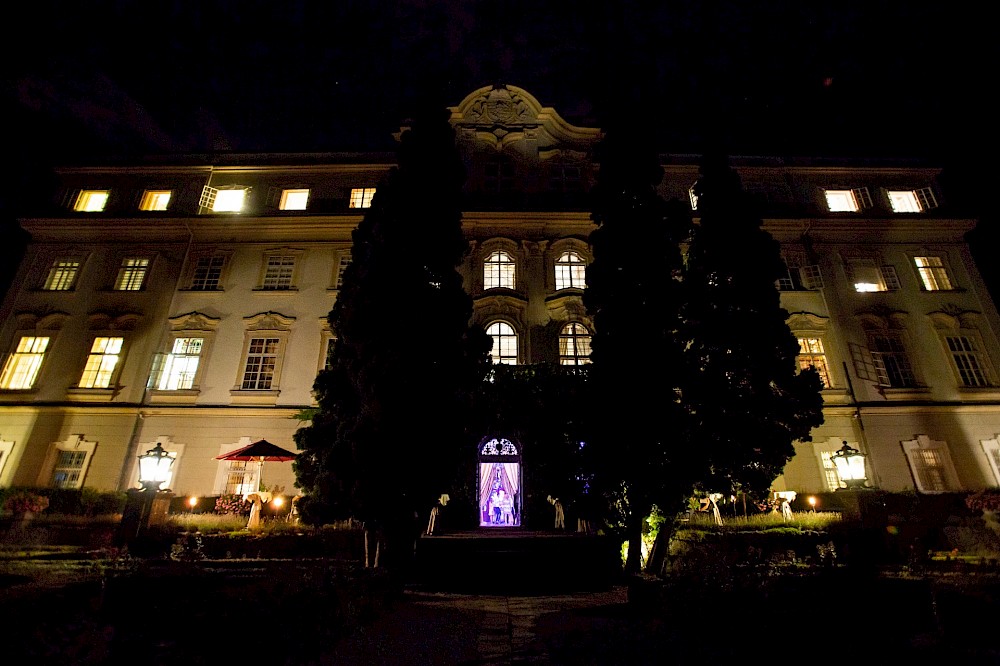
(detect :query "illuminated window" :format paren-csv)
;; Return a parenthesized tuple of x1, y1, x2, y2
(79, 337, 123, 389)
(944, 335, 990, 387)
(200, 186, 248, 212)
(824, 187, 871, 212)
(241, 337, 280, 389)
(279, 189, 309, 210)
(115, 257, 150, 291)
(869, 332, 915, 388)
(888, 188, 937, 213)
(0, 336, 50, 389)
(555, 252, 586, 290)
(323, 336, 336, 370)
(559, 323, 592, 365)
(797, 337, 831, 387)
(156, 337, 204, 390)
(43, 260, 80, 291)
(190, 255, 226, 291)
(335, 253, 352, 288)
(487, 321, 518, 365)
(139, 190, 172, 211)
(73, 190, 109, 212)
(261, 253, 297, 290)
(349, 188, 376, 208)
(484, 251, 515, 290)
(914, 256, 953, 291)
(846, 258, 899, 293)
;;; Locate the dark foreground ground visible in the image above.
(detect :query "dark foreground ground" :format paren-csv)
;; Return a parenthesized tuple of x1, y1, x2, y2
(2, 550, 999, 666)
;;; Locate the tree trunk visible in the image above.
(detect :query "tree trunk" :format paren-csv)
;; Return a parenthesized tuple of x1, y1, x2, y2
(644, 521, 674, 578)
(624, 514, 644, 575)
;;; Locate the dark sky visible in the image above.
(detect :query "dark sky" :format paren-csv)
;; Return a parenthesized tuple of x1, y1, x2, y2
(8, 1, 988, 162)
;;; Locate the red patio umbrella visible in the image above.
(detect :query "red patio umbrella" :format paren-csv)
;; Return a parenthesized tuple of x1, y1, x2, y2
(215, 439, 297, 492)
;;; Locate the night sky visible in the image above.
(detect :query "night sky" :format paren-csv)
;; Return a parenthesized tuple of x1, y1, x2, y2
(2, 2, 993, 290)
(8, 2, 987, 160)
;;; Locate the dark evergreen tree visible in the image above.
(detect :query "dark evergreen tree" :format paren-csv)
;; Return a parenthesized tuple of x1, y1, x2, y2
(680, 154, 825, 504)
(293, 102, 492, 570)
(582, 129, 694, 574)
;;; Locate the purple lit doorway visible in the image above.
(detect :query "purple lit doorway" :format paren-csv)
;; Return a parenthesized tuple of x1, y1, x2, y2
(477, 437, 522, 528)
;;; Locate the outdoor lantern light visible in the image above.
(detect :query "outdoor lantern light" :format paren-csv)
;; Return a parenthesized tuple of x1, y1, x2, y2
(137, 442, 174, 492)
(830, 441, 868, 490)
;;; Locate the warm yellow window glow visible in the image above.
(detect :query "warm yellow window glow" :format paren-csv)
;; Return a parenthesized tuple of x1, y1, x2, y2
(279, 189, 309, 210)
(888, 190, 921, 213)
(74, 190, 109, 212)
(487, 321, 518, 365)
(115, 257, 150, 291)
(349, 188, 376, 208)
(824, 190, 858, 212)
(0, 336, 50, 389)
(44, 260, 80, 290)
(559, 322, 592, 365)
(79, 337, 123, 389)
(140, 190, 172, 211)
(555, 252, 586, 290)
(213, 189, 246, 212)
(484, 251, 516, 290)
(797, 337, 831, 387)
(914, 256, 953, 291)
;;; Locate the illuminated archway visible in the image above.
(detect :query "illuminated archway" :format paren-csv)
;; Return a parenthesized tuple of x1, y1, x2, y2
(477, 437, 522, 527)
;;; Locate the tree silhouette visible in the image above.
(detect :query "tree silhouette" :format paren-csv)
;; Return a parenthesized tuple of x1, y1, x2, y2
(293, 101, 491, 571)
(582, 128, 694, 574)
(680, 153, 825, 505)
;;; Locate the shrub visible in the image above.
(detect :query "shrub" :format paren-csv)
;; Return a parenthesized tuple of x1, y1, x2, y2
(215, 494, 251, 516)
(2, 490, 49, 514)
(965, 490, 1000, 513)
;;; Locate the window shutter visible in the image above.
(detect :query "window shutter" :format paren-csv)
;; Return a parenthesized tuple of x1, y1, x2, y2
(916, 187, 938, 211)
(799, 265, 824, 290)
(266, 186, 280, 209)
(60, 188, 79, 210)
(850, 341, 878, 383)
(870, 351, 891, 386)
(880, 265, 901, 290)
(199, 186, 218, 210)
(853, 187, 872, 209)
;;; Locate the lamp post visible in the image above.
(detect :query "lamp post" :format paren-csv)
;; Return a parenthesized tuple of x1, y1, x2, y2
(117, 443, 175, 545)
(830, 441, 869, 490)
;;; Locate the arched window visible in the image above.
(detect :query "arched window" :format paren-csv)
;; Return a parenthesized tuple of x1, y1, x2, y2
(559, 322, 592, 365)
(555, 251, 586, 290)
(484, 251, 515, 290)
(486, 321, 518, 365)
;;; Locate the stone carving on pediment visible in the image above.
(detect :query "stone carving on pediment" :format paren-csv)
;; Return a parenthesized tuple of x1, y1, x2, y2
(785, 311, 829, 331)
(928, 306, 981, 330)
(15, 310, 70, 330)
(169, 311, 221, 332)
(473, 294, 528, 329)
(87, 311, 141, 330)
(466, 86, 536, 126)
(244, 311, 296, 331)
(857, 306, 909, 330)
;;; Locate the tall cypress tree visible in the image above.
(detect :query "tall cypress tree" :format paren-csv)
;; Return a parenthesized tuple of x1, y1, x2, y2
(680, 154, 825, 501)
(293, 102, 491, 569)
(582, 129, 693, 574)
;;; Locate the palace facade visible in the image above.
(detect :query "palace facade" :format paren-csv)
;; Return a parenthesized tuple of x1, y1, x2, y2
(1, 85, 999, 511)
